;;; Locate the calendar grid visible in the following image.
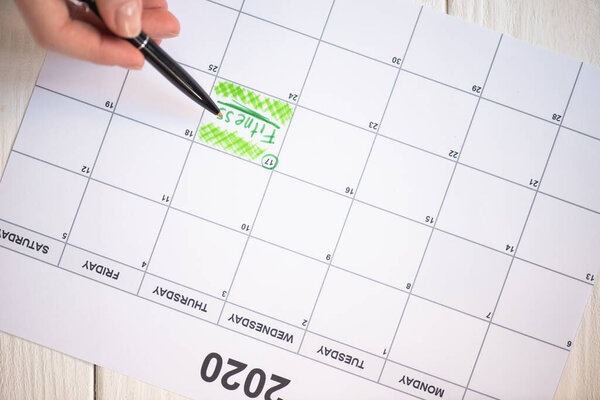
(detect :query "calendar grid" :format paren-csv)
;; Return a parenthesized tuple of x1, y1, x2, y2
(31, 78, 600, 219)
(3, 207, 574, 357)
(134, 0, 244, 296)
(0, 235, 572, 400)
(28, 81, 600, 222)
(461, 62, 584, 399)
(3, 1, 597, 397)
(8, 133, 596, 289)
(56, 71, 130, 266)
(215, 0, 337, 325)
(377, 33, 504, 383)
(297, 5, 424, 353)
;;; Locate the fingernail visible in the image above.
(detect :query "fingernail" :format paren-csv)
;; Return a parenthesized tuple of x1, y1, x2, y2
(116, 1, 142, 38)
(154, 32, 179, 39)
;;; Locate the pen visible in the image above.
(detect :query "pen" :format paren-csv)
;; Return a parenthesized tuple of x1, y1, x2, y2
(69, 0, 222, 117)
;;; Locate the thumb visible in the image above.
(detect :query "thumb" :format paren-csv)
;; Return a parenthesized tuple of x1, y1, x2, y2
(95, 0, 143, 38)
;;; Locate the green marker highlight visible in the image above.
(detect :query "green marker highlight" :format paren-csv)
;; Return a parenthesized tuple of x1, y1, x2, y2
(218, 99, 281, 129)
(198, 123, 266, 161)
(214, 81, 293, 126)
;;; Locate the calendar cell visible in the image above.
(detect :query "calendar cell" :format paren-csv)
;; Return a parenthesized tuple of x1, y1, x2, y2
(518, 194, 600, 282)
(220, 302, 304, 352)
(277, 107, 373, 196)
(37, 52, 127, 109)
(219, 14, 318, 101)
(139, 274, 223, 323)
(173, 144, 270, 231)
(69, 180, 165, 268)
(323, 0, 421, 66)
(380, 71, 478, 159)
(213, 0, 242, 10)
(228, 238, 327, 327)
(436, 165, 534, 252)
(357, 136, 454, 223)
(116, 64, 213, 136)
(541, 128, 600, 212)
(300, 43, 398, 129)
(300, 333, 385, 381)
(379, 361, 465, 400)
(161, 0, 238, 72)
(562, 64, 600, 139)
(0, 220, 63, 265)
(309, 267, 408, 355)
(461, 100, 557, 187)
(252, 173, 350, 261)
(403, 7, 500, 93)
(494, 259, 592, 348)
(413, 230, 511, 319)
(484, 36, 581, 121)
(60, 245, 144, 294)
(0, 153, 86, 240)
(334, 202, 431, 290)
(469, 325, 568, 399)
(13, 88, 110, 175)
(93, 116, 190, 202)
(244, 0, 333, 37)
(389, 296, 488, 386)
(149, 208, 246, 299)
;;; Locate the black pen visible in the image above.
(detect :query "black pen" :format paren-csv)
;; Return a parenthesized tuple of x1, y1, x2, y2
(70, 0, 222, 117)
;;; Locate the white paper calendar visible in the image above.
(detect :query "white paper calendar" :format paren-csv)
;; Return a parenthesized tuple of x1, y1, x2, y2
(1, 0, 600, 399)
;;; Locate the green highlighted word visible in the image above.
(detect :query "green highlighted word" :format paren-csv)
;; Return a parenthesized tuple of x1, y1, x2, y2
(198, 123, 266, 161)
(214, 81, 293, 126)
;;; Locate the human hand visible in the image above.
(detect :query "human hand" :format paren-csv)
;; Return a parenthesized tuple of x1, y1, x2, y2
(15, 0, 180, 69)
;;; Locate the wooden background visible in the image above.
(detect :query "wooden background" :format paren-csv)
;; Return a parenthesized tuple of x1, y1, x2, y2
(1, 0, 599, 398)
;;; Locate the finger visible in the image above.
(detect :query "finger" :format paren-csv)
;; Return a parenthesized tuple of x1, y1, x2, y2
(142, 0, 168, 9)
(15, 0, 143, 68)
(141, 8, 180, 38)
(56, 19, 145, 68)
(95, 0, 143, 38)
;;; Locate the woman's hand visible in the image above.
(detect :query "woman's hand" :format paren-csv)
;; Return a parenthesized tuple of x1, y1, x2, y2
(15, 0, 180, 69)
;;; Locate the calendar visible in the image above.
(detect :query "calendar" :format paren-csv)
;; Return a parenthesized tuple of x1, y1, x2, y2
(1, 0, 599, 399)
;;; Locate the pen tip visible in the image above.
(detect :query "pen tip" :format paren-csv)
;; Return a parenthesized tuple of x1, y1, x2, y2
(217, 112, 223, 118)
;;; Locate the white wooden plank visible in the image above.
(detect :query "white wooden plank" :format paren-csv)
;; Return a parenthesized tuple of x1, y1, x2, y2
(95, 368, 188, 400)
(0, 332, 94, 400)
(448, 2, 600, 399)
(448, 0, 600, 65)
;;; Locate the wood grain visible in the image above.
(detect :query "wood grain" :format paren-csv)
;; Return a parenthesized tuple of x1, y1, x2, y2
(0, 0, 598, 399)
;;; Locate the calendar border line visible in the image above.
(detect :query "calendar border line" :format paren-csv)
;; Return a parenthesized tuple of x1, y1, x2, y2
(379, 33, 504, 383)
(0, 218, 574, 398)
(298, 4, 423, 360)
(0, 242, 431, 400)
(215, 0, 337, 325)
(461, 62, 585, 399)
(1, 233, 576, 360)
(177, 2, 597, 141)
(134, 0, 246, 296)
(4, 0, 598, 397)
(32, 80, 600, 219)
(8, 147, 595, 288)
(56, 71, 131, 267)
